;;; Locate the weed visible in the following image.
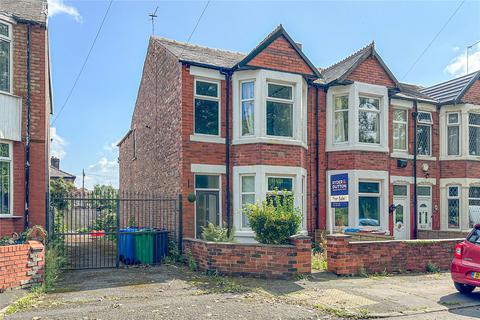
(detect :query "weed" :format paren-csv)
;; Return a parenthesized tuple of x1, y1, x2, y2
(440, 300, 461, 306)
(315, 305, 373, 319)
(185, 249, 197, 272)
(44, 240, 67, 291)
(358, 267, 368, 278)
(164, 241, 182, 264)
(3, 287, 44, 315)
(426, 262, 440, 273)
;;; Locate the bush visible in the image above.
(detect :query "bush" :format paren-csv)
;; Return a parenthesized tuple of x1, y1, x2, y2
(44, 239, 67, 291)
(244, 192, 302, 245)
(201, 223, 233, 242)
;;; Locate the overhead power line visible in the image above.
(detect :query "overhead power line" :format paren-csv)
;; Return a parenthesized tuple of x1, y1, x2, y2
(401, 0, 466, 80)
(178, 0, 211, 58)
(52, 0, 114, 125)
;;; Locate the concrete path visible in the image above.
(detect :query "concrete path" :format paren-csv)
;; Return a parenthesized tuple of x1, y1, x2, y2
(2, 265, 480, 319)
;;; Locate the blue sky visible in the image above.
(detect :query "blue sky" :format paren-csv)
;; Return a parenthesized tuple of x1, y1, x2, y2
(48, 0, 480, 189)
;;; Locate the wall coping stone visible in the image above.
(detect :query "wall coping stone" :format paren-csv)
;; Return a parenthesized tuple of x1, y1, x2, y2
(350, 238, 465, 245)
(183, 238, 296, 248)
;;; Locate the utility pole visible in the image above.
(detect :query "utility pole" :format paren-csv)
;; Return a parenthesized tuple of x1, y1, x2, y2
(467, 40, 480, 74)
(82, 169, 85, 192)
(149, 6, 159, 35)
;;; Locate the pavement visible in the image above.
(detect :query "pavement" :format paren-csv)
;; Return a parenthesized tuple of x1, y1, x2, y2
(1, 264, 480, 319)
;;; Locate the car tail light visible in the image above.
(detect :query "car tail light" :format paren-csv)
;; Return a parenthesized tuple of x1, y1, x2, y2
(454, 243, 463, 259)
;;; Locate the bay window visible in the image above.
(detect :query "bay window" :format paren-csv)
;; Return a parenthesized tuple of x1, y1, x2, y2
(417, 111, 432, 156)
(266, 83, 293, 137)
(241, 81, 255, 136)
(0, 21, 11, 93)
(266, 176, 293, 207)
(194, 79, 220, 136)
(469, 186, 480, 228)
(0, 142, 12, 215)
(358, 97, 381, 144)
(447, 113, 460, 156)
(240, 175, 255, 228)
(447, 185, 460, 229)
(334, 96, 349, 143)
(358, 181, 381, 227)
(469, 113, 480, 156)
(393, 109, 407, 151)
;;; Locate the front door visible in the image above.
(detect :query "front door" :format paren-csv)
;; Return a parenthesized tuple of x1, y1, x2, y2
(393, 196, 409, 240)
(195, 191, 220, 238)
(417, 186, 432, 230)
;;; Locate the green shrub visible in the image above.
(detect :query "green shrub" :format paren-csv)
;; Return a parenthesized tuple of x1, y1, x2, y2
(185, 249, 197, 271)
(44, 239, 67, 291)
(426, 262, 440, 273)
(244, 191, 302, 245)
(201, 223, 233, 242)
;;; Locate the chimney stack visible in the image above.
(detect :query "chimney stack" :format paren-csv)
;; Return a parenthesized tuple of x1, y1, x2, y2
(51, 156, 60, 169)
(295, 42, 302, 50)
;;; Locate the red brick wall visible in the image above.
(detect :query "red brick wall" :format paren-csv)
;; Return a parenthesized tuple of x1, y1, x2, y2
(440, 160, 480, 178)
(119, 38, 183, 196)
(327, 234, 462, 275)
(0, 241, 44, 290)
(247, 36, 314, 76)
(183, 235, 311, 279)
(462, 79, 480, 104)
(346, 56, 396, 87)
(1, 22, 50, 236)
(418, 229, 469, 239)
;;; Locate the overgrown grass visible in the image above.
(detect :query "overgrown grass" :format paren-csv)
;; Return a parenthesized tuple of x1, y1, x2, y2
(3, 286, 44, 316)
(315, 305, 373, 319)
(311, 253, 327, 271)
(189, 271, 247, 294)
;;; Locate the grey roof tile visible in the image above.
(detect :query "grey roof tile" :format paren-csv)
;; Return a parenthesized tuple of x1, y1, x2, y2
(0, 0, 47, 24)
(395, 83, 437, 102)
(50, 166, 76, 179)
(420, 71, 480, 104)
(152, 36, 245, 69)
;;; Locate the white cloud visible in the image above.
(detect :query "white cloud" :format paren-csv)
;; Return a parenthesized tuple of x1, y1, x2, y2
(445, 44, 480, 77)
(48, 0, 82, 23)
(76, 141, 119, 190)
(50, 127, 67, 160)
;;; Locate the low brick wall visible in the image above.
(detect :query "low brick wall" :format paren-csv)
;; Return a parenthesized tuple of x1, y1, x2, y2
(418, 229, 469, 240)
(0, 241, 44, 291)
(327, 234, 463, 276)
(183, 235, 311, 279)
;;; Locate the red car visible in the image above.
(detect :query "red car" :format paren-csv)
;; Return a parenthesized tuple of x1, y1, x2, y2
(451, 224, 480, 294)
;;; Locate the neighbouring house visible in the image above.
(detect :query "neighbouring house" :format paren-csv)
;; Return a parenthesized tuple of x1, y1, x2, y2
(0, 0, 53, 236)
(49, 157, 76, 185)
(118, 25, 480, 242)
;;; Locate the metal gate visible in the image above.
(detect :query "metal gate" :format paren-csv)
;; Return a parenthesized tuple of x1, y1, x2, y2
(48, 190, 182, 270)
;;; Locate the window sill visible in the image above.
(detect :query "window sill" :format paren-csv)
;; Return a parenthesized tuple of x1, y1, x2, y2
(439, 156, 480, 161)
(390, 152, 413, 159)
(326, 144, 389, 153)
(232, 137, 307, 149)
(417, 155, 437, 161)
(0, 215, 22, 219)
(190, 135, 225, 144)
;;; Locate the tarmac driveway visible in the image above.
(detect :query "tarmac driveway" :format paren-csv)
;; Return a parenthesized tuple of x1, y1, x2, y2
(2, 265, 480, 320)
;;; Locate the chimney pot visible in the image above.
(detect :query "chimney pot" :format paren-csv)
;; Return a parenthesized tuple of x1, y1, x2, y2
(51, 156, 60, 169)
(295, 42, 302, 50)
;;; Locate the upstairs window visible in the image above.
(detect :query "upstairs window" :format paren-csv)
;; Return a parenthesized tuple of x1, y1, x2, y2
(417, 111, 432, 156)
(334, 96, 349, 143)
(393, 109, 408, 151)
(0, 21, 11, 93)
(358, 96, 381, 144)
(266, 83, 293, 137)
(469, 186, 480, 228)
(448, 185, 460, 229)
(241, 81, 254, 136)
(0, 142, 11, 215)
(194, 80, 220, 136)
(469, 113, 480, 156)
(447, 113, 460, 156)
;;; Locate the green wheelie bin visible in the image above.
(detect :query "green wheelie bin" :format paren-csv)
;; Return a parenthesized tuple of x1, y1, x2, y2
(134, 228, 155, 264)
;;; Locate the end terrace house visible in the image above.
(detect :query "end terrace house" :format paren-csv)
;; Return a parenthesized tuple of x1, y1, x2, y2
(0, 0, 53, 236)
(118, 25, 480, 242)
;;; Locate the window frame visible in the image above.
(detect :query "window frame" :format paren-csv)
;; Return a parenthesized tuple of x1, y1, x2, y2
(358, 180, 382, 227)
(265, 81, 295, 138)
(0, 19, 12, 94)
(240, 174, 255, 229)
(447, 185, 461, 229)
(240, 80, 255, 137)
(469, 185, 480, 228)
(0, 140, 13, 216)
(447, 112, 461, 156)
(193, 78, 221, 137)
(417, 111, 433, 156)
(392, 108, 408, 152)
(333, 95, 349, 144)
(358, 95, 382, 145)
(469, 112, 480, 157)
(194, 173, 222, 237)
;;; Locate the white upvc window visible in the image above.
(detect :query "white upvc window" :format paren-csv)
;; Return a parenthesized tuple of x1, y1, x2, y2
(266, 176, 294, 206)
(358, 96, 381, 144)
(333, 95, 349, 143)
(193, 78, 220, 136)
(266, 83, 294, 138)
(241, 81, 255, 136)
(469, 113, 480, 156)
(393, 109, 408, 152)
(358, 181, 381, 227)
(447, 112, 460, 156)
(240, 175, 255, 228)
(417, 111, 433, 156)
(469, 186, 480, 228)
(0, 141, 12, 215)
(447, 185, 460, 229)
(0, 20, 12, 94)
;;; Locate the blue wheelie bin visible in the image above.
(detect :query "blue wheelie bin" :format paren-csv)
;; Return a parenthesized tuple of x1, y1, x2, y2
(153, 229, 169, 264)
(119, 227, 137, 264)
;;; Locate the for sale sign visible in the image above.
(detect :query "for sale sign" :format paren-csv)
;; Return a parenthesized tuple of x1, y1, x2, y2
(330, 173, 348, 208)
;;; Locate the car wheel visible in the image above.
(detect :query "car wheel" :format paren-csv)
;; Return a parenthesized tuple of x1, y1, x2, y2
(454, 282, 475, 294)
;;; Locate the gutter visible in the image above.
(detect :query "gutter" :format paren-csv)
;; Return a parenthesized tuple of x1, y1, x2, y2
(24, 23, 32, 231)
(314, 86, 320, 231)
(412, 100, 418, 239)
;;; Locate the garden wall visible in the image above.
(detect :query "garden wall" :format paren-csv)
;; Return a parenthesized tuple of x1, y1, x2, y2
(183, 235, 311, 279)
(0, 241, 44, 291)
(327, 234, 463, 275)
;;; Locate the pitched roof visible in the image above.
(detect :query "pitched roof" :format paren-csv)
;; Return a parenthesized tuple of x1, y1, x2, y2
(0, 0, 47, 24)
(394, 83, 438, 103)
(235, 25, 321, 78)
(420, 71, 480, 104)
(153, 36, 245, 69)
(319, 42, 400, 88)
(50, 166, 76, 180)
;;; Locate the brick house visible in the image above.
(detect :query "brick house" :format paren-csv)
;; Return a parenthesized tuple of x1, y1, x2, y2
(118, 25, 480, 241)
(0, 1, 52, 236)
